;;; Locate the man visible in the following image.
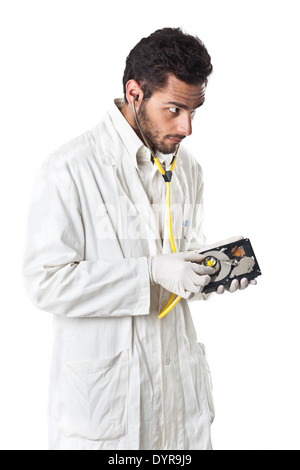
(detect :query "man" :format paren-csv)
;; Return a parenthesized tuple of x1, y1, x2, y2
(23, 27, 253, 450)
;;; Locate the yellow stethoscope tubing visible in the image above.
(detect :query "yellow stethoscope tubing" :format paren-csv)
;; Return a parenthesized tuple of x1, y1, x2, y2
(154, 158, 176, 256)
(154, 156, 182, 319)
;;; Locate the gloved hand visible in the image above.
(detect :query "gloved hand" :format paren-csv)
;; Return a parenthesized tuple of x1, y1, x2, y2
(148, 251, 215, 299)
(197, 236, 258, 295)
(216, 278, 257, 294)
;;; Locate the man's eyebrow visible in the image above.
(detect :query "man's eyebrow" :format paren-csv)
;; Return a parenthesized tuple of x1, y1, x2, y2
(166, 101, 205, 110)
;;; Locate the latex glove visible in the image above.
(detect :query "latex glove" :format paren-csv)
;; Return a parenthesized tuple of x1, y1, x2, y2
(217, 278, 257, 294)
(148, 251, 215, 299)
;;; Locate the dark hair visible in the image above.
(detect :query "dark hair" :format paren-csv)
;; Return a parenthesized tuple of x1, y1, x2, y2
(123, 27, 213, 103)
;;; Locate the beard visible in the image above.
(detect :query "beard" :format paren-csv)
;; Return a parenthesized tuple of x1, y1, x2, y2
(136, 101, 184, 155)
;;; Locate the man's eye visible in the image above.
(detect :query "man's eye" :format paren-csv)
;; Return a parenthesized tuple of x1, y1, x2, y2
(169, 107, 179, 114)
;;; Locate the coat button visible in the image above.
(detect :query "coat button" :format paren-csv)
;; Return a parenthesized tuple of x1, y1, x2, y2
(164, 357, 170, 365)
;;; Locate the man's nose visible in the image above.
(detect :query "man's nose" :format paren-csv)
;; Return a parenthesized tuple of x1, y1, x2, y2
(176, 114, 192, 136)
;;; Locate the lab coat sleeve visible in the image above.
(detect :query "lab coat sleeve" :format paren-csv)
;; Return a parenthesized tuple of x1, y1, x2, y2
(22, 154, 150, 317)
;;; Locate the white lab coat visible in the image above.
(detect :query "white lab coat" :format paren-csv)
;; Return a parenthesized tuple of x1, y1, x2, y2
(23, 99, 215, 450)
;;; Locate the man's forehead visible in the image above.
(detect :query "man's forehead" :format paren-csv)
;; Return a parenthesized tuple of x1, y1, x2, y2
(154, 75, 206, 108)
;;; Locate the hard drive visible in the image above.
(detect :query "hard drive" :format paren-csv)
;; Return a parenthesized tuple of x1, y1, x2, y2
(198, 238, 261, 294)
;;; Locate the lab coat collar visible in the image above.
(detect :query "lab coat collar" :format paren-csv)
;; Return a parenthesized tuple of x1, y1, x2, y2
(107, 98, 182, 170)
(107, 98, 145, 170)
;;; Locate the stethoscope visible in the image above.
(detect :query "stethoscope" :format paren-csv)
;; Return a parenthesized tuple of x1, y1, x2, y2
(132, 96, 181, 319)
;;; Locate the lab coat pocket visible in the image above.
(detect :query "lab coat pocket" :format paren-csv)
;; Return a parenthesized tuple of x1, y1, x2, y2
(60, 349, 128, 441)
(197, 343, 215, 423)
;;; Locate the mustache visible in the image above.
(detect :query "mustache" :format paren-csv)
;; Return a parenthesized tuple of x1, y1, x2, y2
(165, 134, 186, 140)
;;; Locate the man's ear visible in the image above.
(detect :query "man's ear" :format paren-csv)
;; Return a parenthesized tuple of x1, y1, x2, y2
(125, 80, 143, 105)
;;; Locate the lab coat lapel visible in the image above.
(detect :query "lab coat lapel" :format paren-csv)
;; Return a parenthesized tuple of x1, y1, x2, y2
(115, 154, 162, 250)
(96, 111, 162, 252)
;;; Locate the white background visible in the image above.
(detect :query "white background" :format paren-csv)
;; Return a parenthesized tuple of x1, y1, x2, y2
(0, 0, 299, 450)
